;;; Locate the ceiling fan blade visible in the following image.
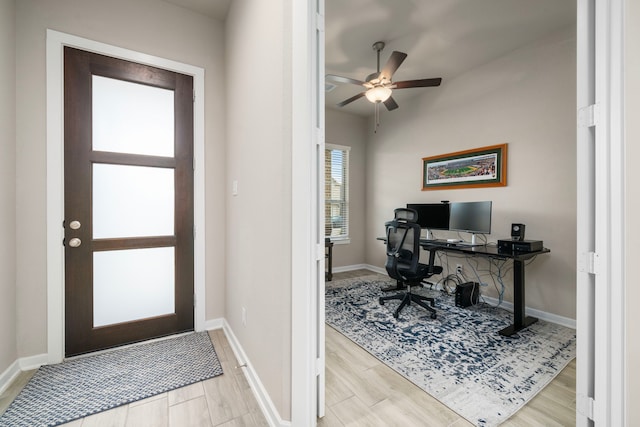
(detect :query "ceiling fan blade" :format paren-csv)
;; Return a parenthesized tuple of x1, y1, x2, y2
(394, 78, 442, 89)
(337, 92, 366, 107)
(383, 96, 399, 111)
(379, 51, 407, 81)
(326, 74, 366, 86)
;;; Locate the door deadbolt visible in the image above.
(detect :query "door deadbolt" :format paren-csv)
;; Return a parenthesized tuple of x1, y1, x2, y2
(69, 220, 81, 230)
(68, 238, 82, 248)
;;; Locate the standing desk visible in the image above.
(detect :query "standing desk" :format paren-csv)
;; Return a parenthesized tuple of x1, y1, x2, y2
(419, 240, 550, 337)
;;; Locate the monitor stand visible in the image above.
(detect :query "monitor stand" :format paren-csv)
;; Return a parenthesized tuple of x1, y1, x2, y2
(457, 233, 485, 247)
(422, 229, 441, 242)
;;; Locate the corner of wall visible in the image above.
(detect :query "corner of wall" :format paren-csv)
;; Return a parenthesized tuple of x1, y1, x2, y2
(0, 0, 18, 377)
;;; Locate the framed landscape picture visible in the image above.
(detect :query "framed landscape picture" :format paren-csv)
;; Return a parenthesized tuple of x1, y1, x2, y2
(422, 143, 507, 190)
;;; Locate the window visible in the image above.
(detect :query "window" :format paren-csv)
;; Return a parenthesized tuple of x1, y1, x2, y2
(325, 144, 349, 240)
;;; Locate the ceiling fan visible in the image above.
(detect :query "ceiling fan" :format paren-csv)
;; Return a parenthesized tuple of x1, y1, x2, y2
(327, 41, 442, 131)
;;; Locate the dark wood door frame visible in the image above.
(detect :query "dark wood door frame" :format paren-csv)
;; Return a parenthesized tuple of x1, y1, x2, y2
(64, 47, 194, 356)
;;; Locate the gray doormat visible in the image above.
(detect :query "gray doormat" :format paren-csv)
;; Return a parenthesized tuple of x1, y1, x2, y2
(0, 332, 223, 427)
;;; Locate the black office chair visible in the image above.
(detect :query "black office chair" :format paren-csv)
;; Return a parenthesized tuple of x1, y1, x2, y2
(379, 208, 442, 319)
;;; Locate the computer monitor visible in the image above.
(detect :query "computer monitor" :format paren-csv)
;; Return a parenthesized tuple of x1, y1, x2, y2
(448, 201, 492, 245)
(406, 203, 450, 230)
(406, 203, 450, 240)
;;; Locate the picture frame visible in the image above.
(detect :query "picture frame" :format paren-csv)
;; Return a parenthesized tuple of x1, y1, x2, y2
(422, 143, 507, 190)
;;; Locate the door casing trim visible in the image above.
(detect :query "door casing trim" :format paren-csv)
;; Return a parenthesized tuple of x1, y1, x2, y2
(46, 29, 206, 363)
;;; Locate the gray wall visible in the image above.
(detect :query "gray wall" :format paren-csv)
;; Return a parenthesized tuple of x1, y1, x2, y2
(0, 0, 17, 376)
(14, 0, 226, 357)
(225, 0, 292, 418)
(325, 109, 368, 268)
(356, 28, 577, 320)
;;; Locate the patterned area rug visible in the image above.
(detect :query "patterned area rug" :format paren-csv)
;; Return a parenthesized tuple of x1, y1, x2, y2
(0, 332, 223, 427)
(325, 275, 576, 427)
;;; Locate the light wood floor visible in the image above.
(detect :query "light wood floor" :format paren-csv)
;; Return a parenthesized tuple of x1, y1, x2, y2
(320, 269, 576, 427)
(1, 269, 575, 427)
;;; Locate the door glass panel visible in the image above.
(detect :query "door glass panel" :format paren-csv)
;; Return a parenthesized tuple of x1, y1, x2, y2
(92, 75, 174, 157)
(93, 164, 174, 238)
(93, 247, 175, 327)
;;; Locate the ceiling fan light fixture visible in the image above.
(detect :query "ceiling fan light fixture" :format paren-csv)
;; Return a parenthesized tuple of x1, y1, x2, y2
(365, 86, 392, 103)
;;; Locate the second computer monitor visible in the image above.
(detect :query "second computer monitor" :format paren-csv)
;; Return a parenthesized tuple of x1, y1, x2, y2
(448, 201, 492, 234)
(406, 203, 450, 230)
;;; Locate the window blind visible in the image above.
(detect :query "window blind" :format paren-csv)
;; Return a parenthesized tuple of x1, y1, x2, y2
(325, 144, 349, 239)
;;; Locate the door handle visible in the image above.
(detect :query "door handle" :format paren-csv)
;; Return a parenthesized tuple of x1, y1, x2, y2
(68, 238, 82, 248)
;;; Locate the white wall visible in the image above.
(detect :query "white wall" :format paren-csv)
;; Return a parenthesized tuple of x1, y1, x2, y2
(0, 0, 17, 375)
(625, 0, 639, 423)
(225, 0, 292, 419)
(15, 0, 226, 357)
(365, 28, 577, 319)
(325, 109, 368, 268)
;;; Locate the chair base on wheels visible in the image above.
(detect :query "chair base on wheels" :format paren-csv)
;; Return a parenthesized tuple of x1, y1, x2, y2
(381, 280, 406, 292)
(379, 285, 437, 319)
(381, 279, 437, 293)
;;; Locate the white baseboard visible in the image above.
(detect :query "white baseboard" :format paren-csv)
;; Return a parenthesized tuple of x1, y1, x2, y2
(331, 263, 384, 275)
(0, 353, 48, 395)
(481, 295, 576, 329)
(0, 359, 21, 395)
(202, 317, 224, 331)
(19, 353, 48, 371)
(207, 320, 290, 427)
(331, 263, 367, 274)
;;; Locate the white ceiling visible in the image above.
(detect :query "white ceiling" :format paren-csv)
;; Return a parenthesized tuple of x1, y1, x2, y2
(325, 0, 576, 116)
(161, 0, 575, 117)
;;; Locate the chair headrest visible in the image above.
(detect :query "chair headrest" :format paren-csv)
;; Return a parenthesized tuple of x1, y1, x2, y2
(393, 208, 418, 223)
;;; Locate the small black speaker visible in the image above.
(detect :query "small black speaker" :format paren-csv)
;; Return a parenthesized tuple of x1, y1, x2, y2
(511, 223, 526, 241)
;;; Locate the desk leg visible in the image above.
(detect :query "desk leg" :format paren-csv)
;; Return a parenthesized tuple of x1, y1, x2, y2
(498, 258, 538, 336)
(325, 243, 333, 281)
